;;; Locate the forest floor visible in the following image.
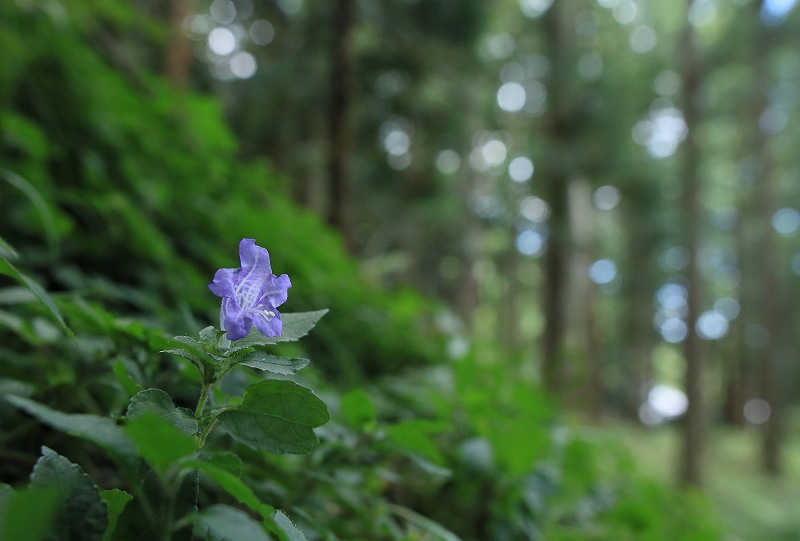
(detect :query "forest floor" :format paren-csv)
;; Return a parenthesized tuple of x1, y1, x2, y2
(613, 422, 800, 541)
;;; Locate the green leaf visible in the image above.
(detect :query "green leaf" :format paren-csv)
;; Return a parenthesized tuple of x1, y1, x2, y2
(30, 447, 108, 541)
(217, 380, 329, 454)
(111, 469, 197, 541)
(123, 413, 198, 472)
(181, 455, 274, 520)
(112, 360, 143, 398)
(340, 388, 377, 431)
(192, 451, 243, 476)
(0, 236, 19, 261)
(162, 336, 222, 369)
(100, 489, 132, 541)
(231, 309, 328, 348)
(235, 352, 310, 375)
(0, 485, 61, 541)
(5, 395, 135, 460)
(0, 258, 73, 337)
(385, 419, 446, 465)
(198, 326, 226, 346)
(125, 388, 198, 435)
(389, 504, 464, 541)
(194, 505, 270, 541)
(0, 286, 35, 304)
(1, 169, 60, 253)
(274, 510, 309, 541)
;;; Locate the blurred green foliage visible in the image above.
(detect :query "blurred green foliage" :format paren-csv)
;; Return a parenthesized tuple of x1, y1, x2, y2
(1, 0, 443, 383)
(0, 1, 724, 540)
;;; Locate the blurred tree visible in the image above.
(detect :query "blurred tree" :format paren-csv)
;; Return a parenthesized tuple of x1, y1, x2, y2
(749, 0, 783, 476)
(678, 0, 706, 488)
(166, 0, 195, 86)
(327, 0, 354, 249)
(539, 0, 579, 396)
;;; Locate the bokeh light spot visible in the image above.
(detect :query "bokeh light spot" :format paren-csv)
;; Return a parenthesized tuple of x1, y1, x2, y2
(230, 51, 257, 79)
(593, 185, 620, 210)
(660, 318, 687, 343)
(649, 384, 688, 419)
(482, 139, 507, 166)
(743, 398, 771, 424)
(771, 207, 800, 235)
(696, 311, 728, 340)
(519, 0, 554, 18)
(508, 156, 534, 182)
(589, 259, 617, 285)
(520, 196, 549, 222)
(208, 27, 236, 56)
(210, 0, 236, 24)
(630, 25, 657, 53)
(517, 230, 545, 256)
(436, 150, 461, 174)
(249, 19, 275, 45)
(497, 82, 526, 112)
(714, 297, 740, 321)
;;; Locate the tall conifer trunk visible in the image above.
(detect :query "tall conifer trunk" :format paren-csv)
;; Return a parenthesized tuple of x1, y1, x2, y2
(679, 0, 705, 487)
(328, 0, 354, 250)
(539, 1, 574, 396)
(165, 0, 193, 86)
(750, 0, 782, 475)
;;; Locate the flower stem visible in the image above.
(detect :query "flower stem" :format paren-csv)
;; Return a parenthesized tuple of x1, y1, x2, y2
(195, 381, 212, 419)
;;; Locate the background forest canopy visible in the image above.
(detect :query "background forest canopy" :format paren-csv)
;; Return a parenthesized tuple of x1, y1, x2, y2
(2, 0, 800, 539)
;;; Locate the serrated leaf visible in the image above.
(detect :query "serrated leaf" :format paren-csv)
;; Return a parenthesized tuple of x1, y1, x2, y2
(0, 258, 73, 337)
(0, 485, 60, 541)
(5, 395, 135, 460)
(230, 309, 328, 349)
(194, 505, 270, 541)
(181, 456, 273, 520)
(217, 380, 329, 454)
(162, 336, 221, 368)
(31, 447, 108, 541)
(126, 388, 198, 435)
(236, 352, 310, 375)
(274, 510, 309, 541)
(100, 489, 132, 541)
(123, 413, 198, 472)
(199, 326, 225, 346)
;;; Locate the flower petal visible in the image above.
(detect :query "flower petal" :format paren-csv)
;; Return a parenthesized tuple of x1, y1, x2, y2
(252, 308, 282, 337)
(238, 238, 272, 274)
(209, 268, 237, 298)
(258, 273, 291, 308)
(211, 239, 290, 341)
(223, 298, 250, 340)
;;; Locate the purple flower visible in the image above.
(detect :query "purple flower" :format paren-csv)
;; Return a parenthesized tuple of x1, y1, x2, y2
(209, 239, 291, 341)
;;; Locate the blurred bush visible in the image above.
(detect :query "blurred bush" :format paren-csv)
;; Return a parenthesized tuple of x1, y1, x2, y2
(0, 1, 444, 382)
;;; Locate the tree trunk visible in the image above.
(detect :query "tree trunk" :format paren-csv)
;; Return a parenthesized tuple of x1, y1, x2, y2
(539, 0, 574, 396)
(569, 180, 602, 420)
(165, 0, 193, 87)
(327, 0, 354, 250)
(750, 1, 782, 474)
(678, 0, 705, 487)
